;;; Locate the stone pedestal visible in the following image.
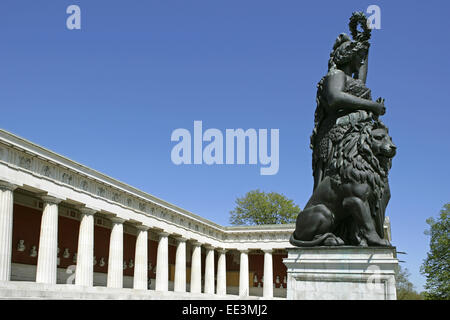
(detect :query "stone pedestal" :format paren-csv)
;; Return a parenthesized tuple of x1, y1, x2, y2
(283, 246, 398, 300)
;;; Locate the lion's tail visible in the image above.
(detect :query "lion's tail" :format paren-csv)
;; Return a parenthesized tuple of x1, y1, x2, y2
(289, 233, 336, 247)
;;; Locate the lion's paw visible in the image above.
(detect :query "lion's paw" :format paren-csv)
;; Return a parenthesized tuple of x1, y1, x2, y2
(324, 235, 345, 246)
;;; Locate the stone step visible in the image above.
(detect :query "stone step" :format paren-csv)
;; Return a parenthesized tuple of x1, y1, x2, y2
(0, 281, 270, 300)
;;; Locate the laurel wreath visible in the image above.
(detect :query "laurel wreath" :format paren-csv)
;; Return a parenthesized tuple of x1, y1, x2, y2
(348, 11, 371, 42)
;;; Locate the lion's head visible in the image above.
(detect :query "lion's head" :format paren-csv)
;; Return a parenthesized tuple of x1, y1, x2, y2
(369, 126, 396, 156)
(329, 120, 396, 191)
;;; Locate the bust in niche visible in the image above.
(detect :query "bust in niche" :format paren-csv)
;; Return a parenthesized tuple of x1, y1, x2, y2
(99, 257, 105, 267)
(275, 275, 281, 287)
(73, 253, 77, 263)
(63, 248, 70, 258)
(17, 240, 26, 252)
(93, 256, 97, 266)
(128, 259, 134, 268)
(30, 246, 37, 257)
(123, 261, 127, 270)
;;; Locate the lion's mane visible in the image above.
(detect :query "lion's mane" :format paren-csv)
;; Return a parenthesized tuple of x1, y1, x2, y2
(327, 120, 392, 238)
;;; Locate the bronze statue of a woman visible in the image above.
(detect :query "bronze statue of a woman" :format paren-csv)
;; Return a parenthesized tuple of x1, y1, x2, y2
(291, 12, 397, 247)
(312, 13, 386, 190)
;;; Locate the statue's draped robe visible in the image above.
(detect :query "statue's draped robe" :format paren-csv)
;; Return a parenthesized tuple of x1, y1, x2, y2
(310, 72, 386, 242)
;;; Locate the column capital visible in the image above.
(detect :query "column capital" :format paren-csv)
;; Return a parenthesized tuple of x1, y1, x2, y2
(158, 231, 170, 238)
(175, 236, 188, 243)
(0, 181, 18, 192)
(239, 249, 250, 254)
(136, 225, 150, 232)
(190, 240, 202, 247)
(262, 249, 274, 254)
(204, 244, 215, 250)
(78, 207, 97, 216)
(217, 248, 228, 254)
(41, 195, 63, 205)
(110, 216, 126, 224)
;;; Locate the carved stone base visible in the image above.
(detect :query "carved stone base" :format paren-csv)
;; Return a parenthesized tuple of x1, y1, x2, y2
(283, 246, 398, 300)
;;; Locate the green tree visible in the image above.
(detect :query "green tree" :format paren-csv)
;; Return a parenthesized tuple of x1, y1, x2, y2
(396, 265, 423, 300)
(229, 189, 300, 225)
(420, 203, 450, 300)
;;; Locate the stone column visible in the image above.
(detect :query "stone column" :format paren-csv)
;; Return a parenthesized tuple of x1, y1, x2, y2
(204, 245, 215, 294)
(107, 217, 125, 288)
(216, 249, 227, 296)
(190, 241, 202, 294)
(36, 195, 63, 284)
(0, 181, 17, 281)
(75, 207, 96, 286)
(133, 225, 149, 290)
(263, 249, 274, 298)
(155, 231, 169, 291)
(239, 250, 249, 297)
(174, 237, 187, 293)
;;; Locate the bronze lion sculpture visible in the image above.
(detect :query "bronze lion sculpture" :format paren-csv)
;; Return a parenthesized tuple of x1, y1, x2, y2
(290, 120, 396, 247)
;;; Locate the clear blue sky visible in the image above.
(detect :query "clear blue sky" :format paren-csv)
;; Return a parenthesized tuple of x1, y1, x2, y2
(1, 0, 449, 292)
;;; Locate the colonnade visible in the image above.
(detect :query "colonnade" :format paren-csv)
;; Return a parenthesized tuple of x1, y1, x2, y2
(0, 182, 277, 297)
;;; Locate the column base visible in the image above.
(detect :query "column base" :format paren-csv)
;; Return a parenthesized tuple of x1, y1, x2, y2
(283, 246, 398, 300)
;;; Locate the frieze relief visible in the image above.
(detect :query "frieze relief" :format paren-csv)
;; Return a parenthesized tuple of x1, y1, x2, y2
(41, 165, 52, 178)
(0, 146, 7, 161)
(19, 155, 32, 170)
(126, 198, 133, 207)
(112, 192, 120, 202)
(1, 143, 293, 244)
(61, 172, 73, 185)
(80, 180, 89, 191)
(97, 186, 105, 197)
